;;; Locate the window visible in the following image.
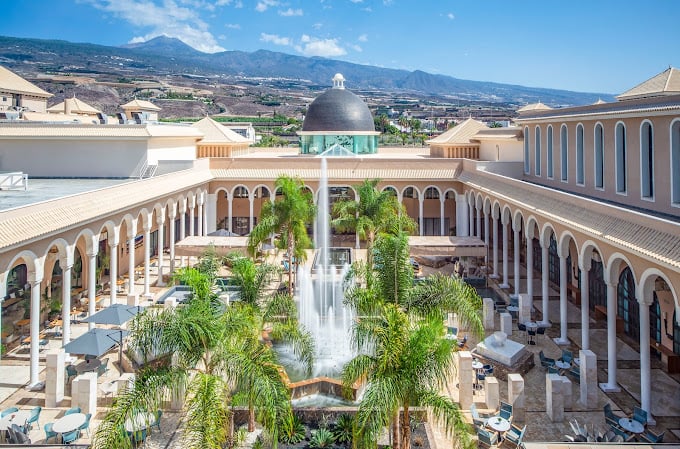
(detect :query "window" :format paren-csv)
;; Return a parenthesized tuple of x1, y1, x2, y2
(424, 187, 440, 199)
(233, 186, 249, 198)
(594, 123, 604, 189)
(650, 292, 661, 345)
(615, 122, 627, 193)
(641, 121, 654, 199)
(560, 125, 568, 181)
(576, 124, 584, 185)
(617, 267, 639, 339)
(671, 120, 680, 205)
(524, 126, 530, 174)
(674, 311, 680, 355)
(547, 125, 554, 178)
(534, 126, 541, 176)
(403, 187, 417, 199)
(588, 259, 606, 311)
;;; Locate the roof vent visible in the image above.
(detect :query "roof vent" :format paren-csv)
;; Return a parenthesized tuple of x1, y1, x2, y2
(332, 73, 346, 89)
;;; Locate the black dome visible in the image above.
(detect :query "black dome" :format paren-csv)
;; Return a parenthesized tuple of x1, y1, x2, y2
(302, 88, 375, 132)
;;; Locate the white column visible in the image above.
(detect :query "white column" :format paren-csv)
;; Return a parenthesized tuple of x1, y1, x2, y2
(87, 252, 97, 330)
(540, 241, 550, 326)
(127, 232, 135, 294)
(157, 214, 165, 286)
(500, 220, 510, 288)
(202, 195, 208, 236)
(189, 205, 195, 236)
(0, 272, 5, 359)
(491, 215, 499, 278)
(468, 201, 474, 237)
(639, 299, 653, 422)
(475, 205, 482, 238)
(179, 204, 186, 267)
(227, 193, 233, 233)
(418, 196, 424, 236)
(526, 235, 534, 302)
(206, 193, 217, 235)
(109, 241, 118, 305)
(600, 282, 620, 391)
(249, 195, 255, 233)
(169, 209, 177, 274)
(439, 198, 445, 236)
(554, 252, 569, 345)
(197, 201, 203, 237)
(29, 277, 42, 386)
(580, 261, 590, 350)
(483, 210, 490, 247)
(456, 194, 469, 237)
(512, 225, 520, 298)
(143, 225, 151, 297)
(61, 263, 72, 345)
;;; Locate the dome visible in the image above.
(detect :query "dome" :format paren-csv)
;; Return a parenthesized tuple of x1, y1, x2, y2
(302, 76, 375, 132)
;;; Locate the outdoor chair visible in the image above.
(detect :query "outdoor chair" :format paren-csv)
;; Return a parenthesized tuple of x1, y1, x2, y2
(548, 365, 560, 374)
(499, 407, 512, 421)
(483, 364, 493, 376)
(1, 407, 18, 418)
(477, 427, 498, 448)
(61, 429, 80, 444)
(504, 424, 526, 449)
(536, 326, 546, 340)
(561, 349, 573, 364)
(527, 328, 537, 345)
(539, 350, 555, 368)
(97, 358, 110, 377)
(633, 406, 648, 426)
(152, 410, 163, 432)
(458, 335, 468, 349)
(639, 429, 664, 443)
(79, 413, 92, 437)
(26, 405, 41, 430)
(65, 406, 81, 416)
(44, 422, 58, 443)
(476, 372, 486, 389)
(611, 426, 635, 442)
(66, 365, 78, 383)
(470, 404, 489, 427)
(500, 401, 513, 414)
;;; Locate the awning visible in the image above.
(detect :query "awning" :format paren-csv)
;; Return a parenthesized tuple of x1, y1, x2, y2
(174, 235, 249, 257)
(408, 236, 487, 257)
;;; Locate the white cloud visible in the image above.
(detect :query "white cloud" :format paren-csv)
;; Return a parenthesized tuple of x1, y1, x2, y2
(85, 0, 225, 53)
(349, 0, 362, 2)
(226, 23, 240, 29)
(279, 8, 303, 16)
(295, 35, 346, 57)
(447, 12, 455, 20)
(349, 44, 362, 52)
(255, 0, 278, 12)
(312, 22, 323, 30)
(260, 33, 291, 46)
(357, 34, 368, 42)
(215, 0, 231, 5)
(362, 7, 372, 12)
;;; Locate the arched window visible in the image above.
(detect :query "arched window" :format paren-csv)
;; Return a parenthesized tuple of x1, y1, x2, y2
(674, 311, 680, 354)
(650, 292, 661, 345)
(576, 124, 585, 185)
(640, 121, 654, 199)
(535, 126, 541, 176)
(547, 125, 554, 178)
(560, 125, 568, 181)
(615, 122, 627, 194)
(424, 187, 440, 199)
(671, 120, 680, 205)
(524, 126, 530, 174)
(594, 123, 604, 189)
(617, 267, 639, 338)
(588, 258, 606, 311)
(233, 186, 249, 198)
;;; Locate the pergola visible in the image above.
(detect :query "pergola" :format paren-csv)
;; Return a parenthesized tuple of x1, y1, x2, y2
(174, 236, 250, 257)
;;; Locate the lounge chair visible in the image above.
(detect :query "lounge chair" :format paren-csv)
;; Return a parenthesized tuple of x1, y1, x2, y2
(504, 424, 526, 449)
(477, 427, 498, 448)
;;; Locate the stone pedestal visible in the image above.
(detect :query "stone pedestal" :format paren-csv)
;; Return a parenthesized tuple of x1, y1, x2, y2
(485, 376, 499, 411)
(164, 297, 177, 309)
(127, 293, 139, 306)
(458, 351, 473, 410)
(579, 349, 597, 407)
(45, 349, 65, 407)
(518, 293, 531, 324)
(507, 373, 525, 422)
(546, 373, 564, 422)
(561, 376, 573, 409)
(500, 313, 512, 337)
(72, 372, 97, 415)
(483, 298, 495, 331)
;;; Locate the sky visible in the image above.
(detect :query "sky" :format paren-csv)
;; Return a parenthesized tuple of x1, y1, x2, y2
(2, 0, 679, 94)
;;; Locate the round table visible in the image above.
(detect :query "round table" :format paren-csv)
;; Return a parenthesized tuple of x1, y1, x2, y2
(619, 417, 644, 434)
(0, 410, 32, 431)
(76, 359, 101, 374)
(487, 416, 511, 438)
(125, 412, 156, 432)
(555, 360, 570, 370)
(52, 413, 86, 434)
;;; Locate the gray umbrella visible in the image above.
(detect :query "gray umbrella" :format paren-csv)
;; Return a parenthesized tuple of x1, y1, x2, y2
(82, 304, 144, 326)
(63, 328, 129, 357)
(208, 228, 239, 237)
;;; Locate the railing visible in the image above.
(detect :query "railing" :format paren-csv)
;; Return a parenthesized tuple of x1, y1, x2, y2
(0, 171, 28, 190)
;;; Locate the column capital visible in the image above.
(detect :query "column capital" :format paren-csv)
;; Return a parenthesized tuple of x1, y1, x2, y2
(86, 250, 98, 258)
(157, 215, 166, 225)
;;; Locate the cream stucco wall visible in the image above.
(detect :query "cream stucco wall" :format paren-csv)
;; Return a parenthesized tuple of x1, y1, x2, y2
(147, 137, 198, 164)
(478, 139, 524, 162)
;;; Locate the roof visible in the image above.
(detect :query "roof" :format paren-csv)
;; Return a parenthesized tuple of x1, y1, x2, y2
(0, 65, 52, 98)
(302, 88, 375, 132)
(211, 167, 460, 181)
(471, 127, 523, 141)
(47, 97, 101, 114)
(192, 117, 250, 144)
(22, 112, 100, 123)
(427, 118, 487, 145)
(516, 102, 553, 113)
(617, 67, 680, 100)
(0, 122, 203, 138)
(458, 171, 680, 271)
(121, 99, 161, 111)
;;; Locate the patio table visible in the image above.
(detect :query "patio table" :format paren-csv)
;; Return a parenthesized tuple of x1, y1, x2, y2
(487, 416, 510, 440)
(52, 412, 86, 439)
(76, 358, 101, 374)
(0, 410, 32, 431)
(619, 417, 644, 434)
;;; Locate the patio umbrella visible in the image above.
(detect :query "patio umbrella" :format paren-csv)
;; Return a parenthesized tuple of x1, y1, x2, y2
(208, 228, 239, 237)
(63, 328, 129, 358)
(82, 304, 144, 326)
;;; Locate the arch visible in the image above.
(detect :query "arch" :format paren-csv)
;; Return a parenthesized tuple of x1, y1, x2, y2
(512, 208, 524, 229)
(524, 126, 530, 174)
(557, 229, 577, 259)
(6, 250, 43, 282)
(547, 124, 554, 178)
(382, 185, 399, 195)
(500, 204, 512, 225)
(251, 184, 273, 199)
(401, 185, 421, 199)
(594, 122, 604, 189)
(475, 192, 484, 208)
(605, 252, 637, 287)
(483, 196, 492, 214)
(524, 215, 540, 240)
(638, 268, 679, 311)
(579, 239, 606, 271)
(560, 124, 568, 181)
(670, 118, 680, 205)
(120, 213, 138, 238)
(43, 237, 73, 266)
(535, 125, 542, 176)
(213, 186, 230, 196)
(539, 222, 557, 248)
(73, 228, 98, 256)
(424, 186, 442, 200)
(136, 208, 152, 231)
(615, 121, 628, 194)
(491, 200, 502, 220)
(576, 123, 585, 185)
(231, 184, 250, 199)
(640, 120, 654, 199)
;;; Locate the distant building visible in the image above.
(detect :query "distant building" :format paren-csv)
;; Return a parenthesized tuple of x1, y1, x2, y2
(192, 117, 251, 158)
(0, 65, 52, 114)
(121, 99, 161, 123)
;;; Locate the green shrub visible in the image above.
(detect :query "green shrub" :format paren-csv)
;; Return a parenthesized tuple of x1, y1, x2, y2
(332, 414, 354, 445)
(279, 414, 306, 445)
(309, 428, 335, 448)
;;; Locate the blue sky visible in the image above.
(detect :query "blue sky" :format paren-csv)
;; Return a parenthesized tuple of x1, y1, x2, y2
(2, 0, 679, 94)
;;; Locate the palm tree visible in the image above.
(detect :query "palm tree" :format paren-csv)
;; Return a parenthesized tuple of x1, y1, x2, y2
(248, 175, 316, 294)
(332, 179, 415, 281)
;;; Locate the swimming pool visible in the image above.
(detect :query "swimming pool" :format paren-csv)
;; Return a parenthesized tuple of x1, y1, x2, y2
(156, 285, 192, 304)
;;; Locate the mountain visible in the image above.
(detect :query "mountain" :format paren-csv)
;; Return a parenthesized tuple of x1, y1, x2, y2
(0, 35, 614, 106)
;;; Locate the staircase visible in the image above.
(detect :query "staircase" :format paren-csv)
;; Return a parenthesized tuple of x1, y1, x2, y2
(140, 164, 158, 179)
